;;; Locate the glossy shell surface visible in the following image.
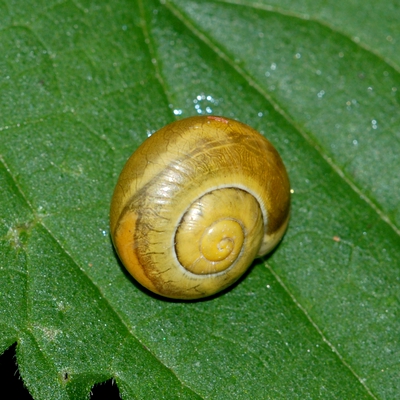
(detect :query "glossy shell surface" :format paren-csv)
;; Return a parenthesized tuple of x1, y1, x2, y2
(110, 115, 290, 299)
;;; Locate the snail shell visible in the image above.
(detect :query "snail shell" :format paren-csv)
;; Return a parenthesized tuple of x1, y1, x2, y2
(110, 115, 290, 299)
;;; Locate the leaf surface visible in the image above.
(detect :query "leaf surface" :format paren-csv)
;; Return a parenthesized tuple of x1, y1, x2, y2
(0, 0, 399, 398)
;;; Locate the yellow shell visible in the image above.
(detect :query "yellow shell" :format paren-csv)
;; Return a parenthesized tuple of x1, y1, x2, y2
(110, 115, 290, 299)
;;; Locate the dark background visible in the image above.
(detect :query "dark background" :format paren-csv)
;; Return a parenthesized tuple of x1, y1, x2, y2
(0, 344, 120, 399)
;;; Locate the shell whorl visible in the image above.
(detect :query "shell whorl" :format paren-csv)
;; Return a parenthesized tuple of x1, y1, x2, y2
(110, 116, 290, 299)
(175, 187, 264, 275)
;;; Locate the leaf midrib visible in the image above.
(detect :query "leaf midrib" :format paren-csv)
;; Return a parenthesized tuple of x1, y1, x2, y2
(162, 0, 400, 237)
(159, 0, 394, 397)
(215, 0, 400, 74)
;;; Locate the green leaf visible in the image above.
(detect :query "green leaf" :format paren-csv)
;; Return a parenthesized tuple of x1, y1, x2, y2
(0, 0, 399, 398)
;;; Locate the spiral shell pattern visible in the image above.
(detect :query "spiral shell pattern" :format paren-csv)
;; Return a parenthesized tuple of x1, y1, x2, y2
(110, 116, 290, 299)
(175, 188, 263, 275)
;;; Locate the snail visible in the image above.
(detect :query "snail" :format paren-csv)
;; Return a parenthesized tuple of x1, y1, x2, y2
(110, 115, 290, 300)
